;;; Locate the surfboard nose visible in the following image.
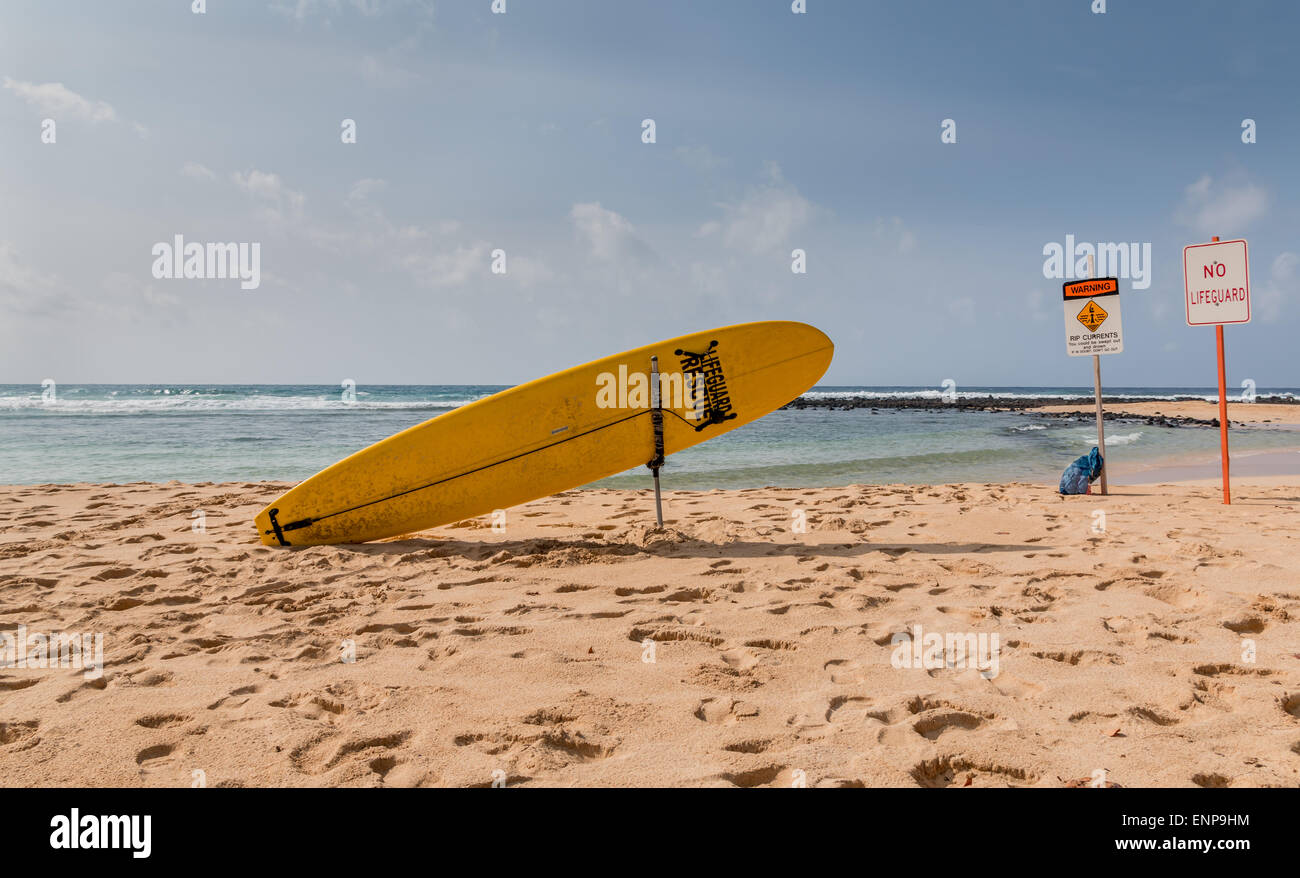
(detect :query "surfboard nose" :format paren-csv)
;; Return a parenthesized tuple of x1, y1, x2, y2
(780, 321, 834, 380)
(723, 320, 834, 406)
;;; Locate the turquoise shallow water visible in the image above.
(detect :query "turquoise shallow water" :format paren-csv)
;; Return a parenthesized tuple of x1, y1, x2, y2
(0, 385, 1296, 487)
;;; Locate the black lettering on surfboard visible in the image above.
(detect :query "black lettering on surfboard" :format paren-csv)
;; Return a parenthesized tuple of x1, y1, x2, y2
(674, 340, 738, 432)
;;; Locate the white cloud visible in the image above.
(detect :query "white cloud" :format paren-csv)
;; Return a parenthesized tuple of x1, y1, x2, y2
(1255, 251, 1296, 323)
(231, 169, 299, 202)
(402, 243, 487, 288)
(0, 242, 53, 292)
(331, 181, 528, 289)
(502, 254, 555, 290)
(273, 0, 373, 21)
(347, 177, 388, 203)
(2, 77, 117, 122)
(1175, 174, 1268, 239)
(181, 162, 215, 180)
(230, 169, 305, 222)
(0, 241, 69, 319)
(1270, 251, 1298, 283)
(272, 0, 432, 23)
(341, 178, 460, 244)
(570, 202, 654, 264)
(710, 162, 813, 254)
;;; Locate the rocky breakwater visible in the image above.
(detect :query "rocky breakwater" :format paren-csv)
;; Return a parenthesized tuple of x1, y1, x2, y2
(782, 394, 1298, 428)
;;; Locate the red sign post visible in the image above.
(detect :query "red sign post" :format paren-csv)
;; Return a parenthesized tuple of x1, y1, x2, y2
(1183, 236, 1251, 505)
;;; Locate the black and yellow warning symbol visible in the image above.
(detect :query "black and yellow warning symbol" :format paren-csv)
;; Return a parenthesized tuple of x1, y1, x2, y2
(1077, 300, 1108, 332)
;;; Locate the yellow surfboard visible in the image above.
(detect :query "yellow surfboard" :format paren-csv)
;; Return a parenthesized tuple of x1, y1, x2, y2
(255, 321, 833, 545)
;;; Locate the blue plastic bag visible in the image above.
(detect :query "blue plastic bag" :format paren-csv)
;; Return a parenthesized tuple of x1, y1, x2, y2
(1059, 446, 1104, 495)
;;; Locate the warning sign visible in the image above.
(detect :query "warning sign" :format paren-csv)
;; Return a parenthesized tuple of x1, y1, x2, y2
(1077, 299, 1108, 332)
(1183, 239, 1250, 326)
(1063, 277, 1119, 298)
(1063, 277, 1123, 357)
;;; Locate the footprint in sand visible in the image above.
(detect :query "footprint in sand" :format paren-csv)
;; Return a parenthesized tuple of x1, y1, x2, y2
(0, 720, 41, 751)
(910, 709, 985, 741)
(206, 683, 260, 710)
(722, 737, 776, 754)
(291, 730, 413, 776)
(824, 658, 865, 684)
(719, 649, 759, 671)
(661, 587, 711, 603)
(909, 755, 1039, 788)
(1222, 614, 1267, 634)
(695, 697, 759, 725)
(135, 713, 191, 729)
(825, 695, 875, 724)
(1032, 649, 1124, 667)
(719, 765, 802, 788)
(1192, 663, 1273, 678)
(136, 742, 189, 785)
(1127, 705, 1181, 726)
(744, 638, 797, 651)
(130, 671, 175, 688)
(55, 676, 108, 703)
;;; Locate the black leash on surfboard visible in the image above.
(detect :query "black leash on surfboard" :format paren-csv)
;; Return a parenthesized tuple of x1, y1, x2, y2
(647, 355, 665, 529)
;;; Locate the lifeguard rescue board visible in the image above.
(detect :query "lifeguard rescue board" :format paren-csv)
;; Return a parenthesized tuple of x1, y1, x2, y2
(255, 320, 834, 545)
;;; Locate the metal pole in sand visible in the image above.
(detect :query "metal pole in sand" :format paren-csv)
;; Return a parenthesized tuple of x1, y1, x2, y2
(649, 355, 665, 528)
(1210, 235, 1231, 505)
(1088, 253, 1108, 495)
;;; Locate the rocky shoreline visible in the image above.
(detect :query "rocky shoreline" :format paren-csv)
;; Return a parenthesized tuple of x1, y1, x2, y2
(782, 394, 1299, 429)
(1032, 409, 1221, 428)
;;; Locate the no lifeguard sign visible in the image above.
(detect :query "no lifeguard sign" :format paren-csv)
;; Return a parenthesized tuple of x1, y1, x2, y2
(1063, 277, 1123, 356)
(1184, 239, 1250, 325)
(1183, 236, 1251, 505)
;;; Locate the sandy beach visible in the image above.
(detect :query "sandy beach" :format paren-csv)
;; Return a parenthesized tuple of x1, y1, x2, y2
(2, 479, 1297, 788)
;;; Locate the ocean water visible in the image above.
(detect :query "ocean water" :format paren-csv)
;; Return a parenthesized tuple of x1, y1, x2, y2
(0, 384, 1297, 487)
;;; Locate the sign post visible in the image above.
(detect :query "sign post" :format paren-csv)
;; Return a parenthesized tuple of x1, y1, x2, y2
(647, 355, 666, 527)
(1183, 236, 1250, 505)
(1063, 272, 1123, 495)
(1093, 353, 1106, 495)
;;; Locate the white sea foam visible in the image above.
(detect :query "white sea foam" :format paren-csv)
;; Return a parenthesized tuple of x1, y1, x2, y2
(1081, 430, 1144, 446)
(0, 394, 486, 413)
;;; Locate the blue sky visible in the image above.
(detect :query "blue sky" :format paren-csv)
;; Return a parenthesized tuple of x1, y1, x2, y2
(1, 0, 1295, 387)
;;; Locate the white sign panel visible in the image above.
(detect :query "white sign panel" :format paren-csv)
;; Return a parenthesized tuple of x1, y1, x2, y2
(1063, 278, 1123, 357)
(1184, 239, 1250, 326)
